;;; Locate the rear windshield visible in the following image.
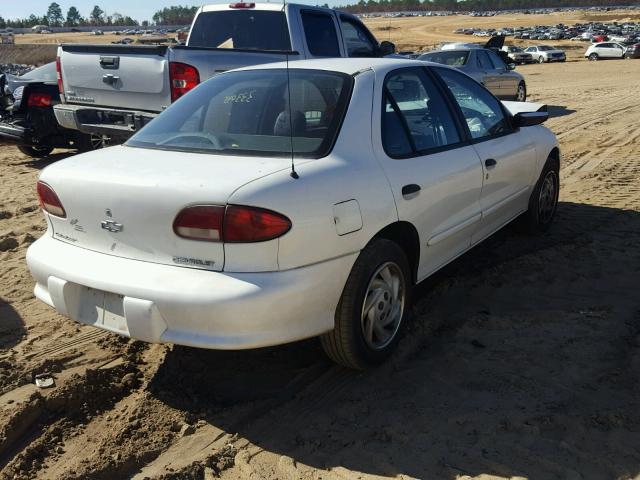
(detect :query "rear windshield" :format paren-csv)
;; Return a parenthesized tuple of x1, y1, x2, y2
(127, 69, 353, 159)
(419, 51, 469, 67)
(188, 10, 291, 51)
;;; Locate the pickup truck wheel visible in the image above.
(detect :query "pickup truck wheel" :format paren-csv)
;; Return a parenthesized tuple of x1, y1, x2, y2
(515, 82, 527, 102)
(520, 157, 560, 234)
(17, 145, 53, 158)
(320, 239, 411, 370)
(76, 134, 108, 152)
(588, 53, 599, 61)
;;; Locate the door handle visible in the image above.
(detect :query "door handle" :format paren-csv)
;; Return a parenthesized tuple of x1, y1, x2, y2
(402, 184, 421, 197)
(485, 158, 497, 167)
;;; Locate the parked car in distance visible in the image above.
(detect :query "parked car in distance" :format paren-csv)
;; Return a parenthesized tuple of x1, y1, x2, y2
(624, 43, 640, 58)
(27, 58, 559, 369)
(524, 45, 566, 63)
(418, 47, 528, 101)
(585, 42, 627, 60)
(501, 45, 534, 64)
(54, 3, 396, 143)
(0, 63, 102, 157)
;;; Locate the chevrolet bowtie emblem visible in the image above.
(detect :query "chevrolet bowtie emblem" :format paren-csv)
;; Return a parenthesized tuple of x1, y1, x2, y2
(101, 220, 123, 233)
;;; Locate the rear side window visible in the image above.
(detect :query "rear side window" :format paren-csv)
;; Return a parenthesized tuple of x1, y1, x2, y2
(188, 11, 291, 50)
(418, 51, 469, 66)
(301, 11, 340, 57)
(434, 67, 512, 141)
(382, 67, 461, 158)
(127, 69, 352, 159)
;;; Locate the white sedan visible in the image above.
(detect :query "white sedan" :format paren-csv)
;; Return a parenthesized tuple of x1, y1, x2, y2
(27, 58, 560, 369)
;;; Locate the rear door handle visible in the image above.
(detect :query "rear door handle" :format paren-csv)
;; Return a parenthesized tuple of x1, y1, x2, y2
(485, 158, 497, 167)
(402, 184, 421, 197)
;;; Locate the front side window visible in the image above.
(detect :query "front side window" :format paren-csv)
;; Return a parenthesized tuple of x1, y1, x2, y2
(127, 69, 352, 159)
(433, 67, 512, 141)
(476, 50, 494, 70)
(301, 12, 340, 57)
(487, 50, 507, 69)
(340, 16, 376, 57)
(382, 68, 461, 158)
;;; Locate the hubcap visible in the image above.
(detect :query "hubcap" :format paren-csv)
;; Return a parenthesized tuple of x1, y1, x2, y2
(516, 85, 525, 101)
(91, 134, 110, 149)
(538, 170, 558, 224)
(360, 262, 405, 350)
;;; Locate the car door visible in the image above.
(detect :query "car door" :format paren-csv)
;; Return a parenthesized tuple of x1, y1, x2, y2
(432, 67, 536, 245)
(475, 50, 503, 97)
(525, 46, 538, 61)
(487, 49, 518, 98)
(372, 66, 484, 280)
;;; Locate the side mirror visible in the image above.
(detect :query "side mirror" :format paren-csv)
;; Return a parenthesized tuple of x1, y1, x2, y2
(507, 63, 517, 70)
(378, 41, 396, 57)
(513, 111, 548, 127)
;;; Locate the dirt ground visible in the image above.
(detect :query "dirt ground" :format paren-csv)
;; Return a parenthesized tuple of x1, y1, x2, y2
(2, 9, 640, 480)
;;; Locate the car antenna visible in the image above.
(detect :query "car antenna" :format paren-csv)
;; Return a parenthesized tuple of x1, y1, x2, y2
(284, 0, 298, 179)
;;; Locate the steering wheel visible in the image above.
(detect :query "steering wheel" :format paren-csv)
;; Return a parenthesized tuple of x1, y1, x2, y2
(158, 132, 224, 149)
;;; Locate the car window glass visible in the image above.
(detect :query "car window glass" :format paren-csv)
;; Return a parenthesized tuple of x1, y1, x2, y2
(419, 50, 468, 66)
(476, 50, 494, 70)
(487, 50, 506, 69)
(382, 68, 461, 157)
(340, 17, 376, 57)
(301, 12, 340, 57)
(434, 67, 512, 140)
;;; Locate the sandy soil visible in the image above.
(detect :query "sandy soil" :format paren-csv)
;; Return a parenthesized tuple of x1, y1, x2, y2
(1, 10, 640, 480)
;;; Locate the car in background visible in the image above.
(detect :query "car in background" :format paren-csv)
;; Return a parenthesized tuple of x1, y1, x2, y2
(585, 42, 627, 60)
(624, 43, 640, 58)
(524, 45, 566, 63)
(501, 45, 534, 64)
(27, 58, 559, 370)
(0, 63, 103, 157)
(419, 47, 527, 101)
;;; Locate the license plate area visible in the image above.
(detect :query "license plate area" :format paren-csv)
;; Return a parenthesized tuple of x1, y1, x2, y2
(77, 287, 129, 335)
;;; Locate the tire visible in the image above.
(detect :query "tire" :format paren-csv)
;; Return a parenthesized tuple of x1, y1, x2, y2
(520, 157, 560, 234)
(538, 56, 545, 63)
(17, 145, 53, 158)
(515, 81, 527, 102)
(588, 53, 599, 61)
(320, 239, 412, 370)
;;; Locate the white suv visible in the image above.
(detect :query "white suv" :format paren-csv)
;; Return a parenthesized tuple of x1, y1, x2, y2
(585, 42, 626, 61)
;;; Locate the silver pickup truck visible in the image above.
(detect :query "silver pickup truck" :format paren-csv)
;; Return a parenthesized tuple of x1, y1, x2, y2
(54, 3, 395, 140)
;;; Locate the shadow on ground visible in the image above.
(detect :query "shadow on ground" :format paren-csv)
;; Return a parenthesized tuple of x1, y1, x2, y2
(149, 201, 640, 479)
(546, 104, 577, 118)
(16, 150, 76, 170)
(0, 299, 25, 350)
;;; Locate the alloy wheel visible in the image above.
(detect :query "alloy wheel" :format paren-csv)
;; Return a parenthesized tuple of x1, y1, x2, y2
(538, 170, 558, 225)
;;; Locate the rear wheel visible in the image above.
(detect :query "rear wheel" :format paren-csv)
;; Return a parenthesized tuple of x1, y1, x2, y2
(589, 53, 599, 61)
(538, 56, 546, 63)
(515, 81, 527, 102)
(17, 145, 53, 158)
(520, 157, 560, 233)
(76, 134, 109, 152)
(320, 239, 411, 370)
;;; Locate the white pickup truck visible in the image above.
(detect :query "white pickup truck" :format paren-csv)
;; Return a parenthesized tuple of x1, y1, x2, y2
(54, 3, 395, 140)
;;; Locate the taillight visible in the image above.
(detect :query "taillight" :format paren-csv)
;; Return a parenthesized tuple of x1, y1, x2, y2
(28, 93, 52, 107)
(173, 205, 291, 243)
(37, 181, 66, 218)
(229, 2, 255, 8)
(169, 62, 200, 102)
(173, 205, 224, 241)
(55, 56, 64, 96)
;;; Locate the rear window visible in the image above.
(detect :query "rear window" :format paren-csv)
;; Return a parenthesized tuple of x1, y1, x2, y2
(127, 69, 352, 159)
(188, 10, 291, 51)
(419, 51, 469, 67)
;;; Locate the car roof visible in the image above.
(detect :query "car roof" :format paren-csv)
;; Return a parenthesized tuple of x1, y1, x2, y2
(232, 57, 441, 76)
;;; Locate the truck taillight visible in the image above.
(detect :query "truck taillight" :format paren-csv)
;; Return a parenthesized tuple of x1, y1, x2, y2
(55, 56, 64, 96)
(173, 205, 291, 243)
(37, 181, 66, 218)
(169, 62, 200, 102)
(28, 93, 52, 107)
(229, 2, 255, 8)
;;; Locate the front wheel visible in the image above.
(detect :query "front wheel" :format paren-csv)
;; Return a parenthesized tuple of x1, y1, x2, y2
(538, 56, 546, 63)
(515, 81, 527, 102)
(588, 53, 599, 61)
(320, 239, 411, 370)
(17, 145, 53, 158)
(520, 157, 560, 233)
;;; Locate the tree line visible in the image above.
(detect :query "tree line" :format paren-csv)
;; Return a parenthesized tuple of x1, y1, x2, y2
(340, 0, 639, 14)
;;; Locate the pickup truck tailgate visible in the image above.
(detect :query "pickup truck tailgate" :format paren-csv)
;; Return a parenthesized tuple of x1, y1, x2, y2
(59, 45, 171, 112)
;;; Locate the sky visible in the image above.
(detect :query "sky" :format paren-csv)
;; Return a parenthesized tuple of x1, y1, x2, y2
(0, 0, 330, 22)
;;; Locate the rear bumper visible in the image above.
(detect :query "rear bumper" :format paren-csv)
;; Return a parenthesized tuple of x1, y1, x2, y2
(54, 104, 158, 139)
(27, 235, 356, 350)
